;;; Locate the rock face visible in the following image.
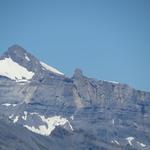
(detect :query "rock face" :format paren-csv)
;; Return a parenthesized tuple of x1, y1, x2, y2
(0, 45, 150, 150)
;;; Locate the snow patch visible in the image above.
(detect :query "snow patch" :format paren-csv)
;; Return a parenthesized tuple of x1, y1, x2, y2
(22, 111, 28, 120)
(126, 137, 134, 146)
(24, 125, 47, 135)
(137, 141, 146, 147)
(13, 116, 19, 123)
(9, 114, 14, 119)
(68, 121, 74, 131)
(30, 112, 39, 115)
(40, 61, 64, 75)
(110, 81, 119, 84)
(1, 103, 17, 107)
(104, 80, 119, 84)
(16, 79, 30, 83)
(25, 54, 30, 61)
(0, 57, 34, 81)
(8, 111, 73, 136)
(112, 119, 115, 125)
(111, 140, 120, 145)
(70, 115, 74, 120)
(2, 103, 11, 107)
(24, 115, 73, 136)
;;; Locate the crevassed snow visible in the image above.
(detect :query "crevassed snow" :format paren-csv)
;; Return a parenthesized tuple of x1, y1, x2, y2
(24, 114, 73, 136)
(0, 57, 34, 81)
(126, 137, 134, 146)
(40, 61, 64, 75)
(25, 54, 30, 61)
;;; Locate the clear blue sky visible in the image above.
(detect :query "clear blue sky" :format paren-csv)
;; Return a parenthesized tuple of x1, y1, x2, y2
(0, 0, 150, 91)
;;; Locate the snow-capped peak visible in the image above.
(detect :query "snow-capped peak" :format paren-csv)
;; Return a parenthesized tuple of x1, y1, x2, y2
(0, 45, 64, 80)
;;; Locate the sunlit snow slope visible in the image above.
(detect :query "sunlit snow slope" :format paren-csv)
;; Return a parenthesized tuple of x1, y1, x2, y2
(0, 57, 34, 81)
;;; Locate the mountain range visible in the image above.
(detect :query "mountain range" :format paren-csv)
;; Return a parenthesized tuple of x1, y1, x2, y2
(0, 45, 150, 150)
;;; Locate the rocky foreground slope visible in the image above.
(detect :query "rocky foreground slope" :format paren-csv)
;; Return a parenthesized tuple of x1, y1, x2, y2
(0, 45, 150, 150)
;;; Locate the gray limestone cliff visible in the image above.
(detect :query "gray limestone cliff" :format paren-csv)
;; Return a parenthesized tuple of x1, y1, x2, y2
(0, 45, 150, 150)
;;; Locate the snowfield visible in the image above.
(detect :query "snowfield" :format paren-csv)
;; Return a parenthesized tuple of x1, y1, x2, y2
(0, 57, 34, 81)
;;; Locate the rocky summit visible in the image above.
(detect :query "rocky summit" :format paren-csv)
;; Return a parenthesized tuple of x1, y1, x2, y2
(0, 45, 150, 150)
